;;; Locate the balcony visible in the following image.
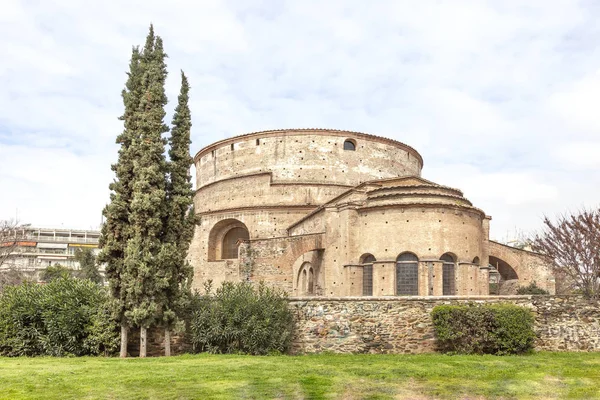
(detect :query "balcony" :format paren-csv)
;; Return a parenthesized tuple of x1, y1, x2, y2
(22, 235, 99, 244)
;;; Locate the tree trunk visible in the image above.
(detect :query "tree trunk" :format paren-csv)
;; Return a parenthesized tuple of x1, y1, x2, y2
(164, 328, 171, 357)
(120, 323, 128, 358)
(140, 326, 147, 358)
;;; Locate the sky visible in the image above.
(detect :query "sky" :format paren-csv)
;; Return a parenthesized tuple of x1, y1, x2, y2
(0, 0, 599, 242)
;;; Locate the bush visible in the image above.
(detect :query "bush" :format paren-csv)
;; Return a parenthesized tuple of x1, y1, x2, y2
(40, 264, 73, 282)
(189, 281, 294, 355)
(0, 277, 119, 356)
(516, 282, 550, 295)
(431, 303, 535, 355)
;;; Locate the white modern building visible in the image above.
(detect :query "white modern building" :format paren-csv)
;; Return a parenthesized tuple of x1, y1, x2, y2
(0, 226, 102, 281)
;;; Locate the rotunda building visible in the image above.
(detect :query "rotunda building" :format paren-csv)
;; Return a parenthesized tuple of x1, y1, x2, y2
(188, 129, 555, 296)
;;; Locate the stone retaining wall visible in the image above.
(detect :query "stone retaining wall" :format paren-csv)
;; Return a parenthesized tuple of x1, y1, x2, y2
(289, 296, 600, 354)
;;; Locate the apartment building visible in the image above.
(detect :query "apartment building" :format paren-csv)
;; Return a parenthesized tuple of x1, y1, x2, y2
(0, 226, 102, 281)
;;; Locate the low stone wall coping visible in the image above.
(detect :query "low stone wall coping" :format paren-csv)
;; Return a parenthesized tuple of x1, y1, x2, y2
(288, 295, 579, 302)
(289, 295, 599, 354)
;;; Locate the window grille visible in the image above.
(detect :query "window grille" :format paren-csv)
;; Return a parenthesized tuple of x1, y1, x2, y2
(343, 140, 356, 151)
(363, 265, 373, 296)
(361, 254, 375, 296)
(442, 264, 455, 295)
(441, 253, 456, 295)
(396, 253, 418, 295)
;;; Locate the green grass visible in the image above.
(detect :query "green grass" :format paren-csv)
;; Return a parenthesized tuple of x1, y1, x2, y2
(0, 352, 599, 399)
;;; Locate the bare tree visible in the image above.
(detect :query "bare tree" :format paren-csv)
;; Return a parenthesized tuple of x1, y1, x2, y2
(0, 219, 24, 268)
(0, 219, 29, 291)
(532, 208, 600, 299)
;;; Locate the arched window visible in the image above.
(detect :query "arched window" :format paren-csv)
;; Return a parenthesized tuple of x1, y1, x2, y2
(440, 253, 456, 295)
(221, 227, 249, 259)
(343, 139, 356, 151)
(396, 252, 419, 295)
(360, 254, 376, 296)
(301, 269, 307, 293)
(472, 257, 480, 265)
(297, 262, 314, 295)
(308, 268, 314, 294)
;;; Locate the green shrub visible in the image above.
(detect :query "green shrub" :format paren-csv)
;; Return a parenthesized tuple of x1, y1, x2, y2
(516, 282, 550, 295)
(431, 303, 535, 355)
(40, 264, 73, 282)
(189, 281, 294, 355)
(0, 278, 119, 356)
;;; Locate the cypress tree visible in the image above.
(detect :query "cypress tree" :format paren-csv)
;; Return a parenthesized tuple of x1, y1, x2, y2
(160, 72, 195, 356)
(123, 27, 170, 358)
(98, 45, 143, 358)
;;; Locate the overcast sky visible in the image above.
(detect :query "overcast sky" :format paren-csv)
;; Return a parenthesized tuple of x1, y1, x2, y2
(1, 0, 599, 241)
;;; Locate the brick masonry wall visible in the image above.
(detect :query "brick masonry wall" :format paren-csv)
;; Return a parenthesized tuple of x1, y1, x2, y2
(289, 296, 600, 354)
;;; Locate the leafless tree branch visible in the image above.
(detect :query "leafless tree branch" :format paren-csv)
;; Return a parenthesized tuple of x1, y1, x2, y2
(0, 219, 26, 268)
(531, 208, 600, 298)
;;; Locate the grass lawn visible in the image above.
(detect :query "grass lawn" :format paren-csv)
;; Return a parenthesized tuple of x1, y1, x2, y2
(0, 352, 599, 399)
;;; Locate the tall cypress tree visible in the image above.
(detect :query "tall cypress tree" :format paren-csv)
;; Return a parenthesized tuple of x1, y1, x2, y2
(123, 27, 170, 358)
(160, 72, 195, 356)
(98, 45, 143, 358)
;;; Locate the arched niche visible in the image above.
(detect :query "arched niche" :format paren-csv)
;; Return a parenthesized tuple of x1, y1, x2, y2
(297, 261, 315, 295)
(207, 219, 249, 261)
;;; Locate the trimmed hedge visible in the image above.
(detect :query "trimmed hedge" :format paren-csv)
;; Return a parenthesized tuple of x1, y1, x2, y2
(431, 303, 535, 355)
(189, 281, 294, 355)
(0, 278, 119, 356)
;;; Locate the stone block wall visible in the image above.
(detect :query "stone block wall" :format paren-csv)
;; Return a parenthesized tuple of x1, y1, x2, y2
(289, 296, 600, 354)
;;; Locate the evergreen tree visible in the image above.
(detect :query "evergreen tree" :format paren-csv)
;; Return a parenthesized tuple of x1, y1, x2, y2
(98, 45, 143, 358)
(160, 72, 195, 356)
(122, 27, 170, 357)
(74, 248, 103, 285)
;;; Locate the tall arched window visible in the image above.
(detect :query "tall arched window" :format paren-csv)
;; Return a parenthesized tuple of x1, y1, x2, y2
(360, 254, 376, 296)
(343, 139, 356, 151)
(396, 252, 419, 295)
(301, 269, 307, 294)
(297, 262, 314, 295)
(441, 253, 456, 295)
(221, 227, 249, 259)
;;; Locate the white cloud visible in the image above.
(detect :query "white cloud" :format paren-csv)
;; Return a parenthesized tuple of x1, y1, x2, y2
(0, 0, 599, 239)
